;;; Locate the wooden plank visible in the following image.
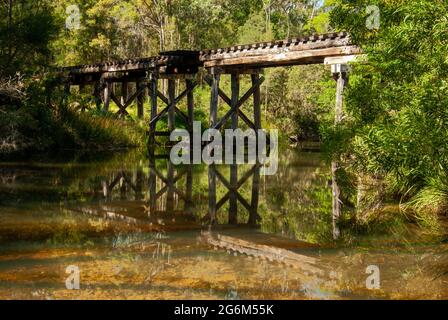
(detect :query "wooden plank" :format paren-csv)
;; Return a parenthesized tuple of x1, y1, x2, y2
(202, 34, 352, 61)
(204, 46, 361, 68)
(324, 55, 360, 65)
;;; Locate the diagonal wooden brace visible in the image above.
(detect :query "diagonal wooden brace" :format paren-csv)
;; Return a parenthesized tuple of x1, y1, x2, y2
(215, 164, 260, 210)
(149, 82, 197, 127)
(213, 166, 252, 212)
(205, 75, 265, 131)
(112, 85, 146, 116)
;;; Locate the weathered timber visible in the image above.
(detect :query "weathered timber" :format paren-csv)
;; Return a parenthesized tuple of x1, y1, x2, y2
(212, 75, 265, 131)
(201, 32, 359, 68)
(103, 81, 111, 112)
(149, 77, 158, 144)
(229, 73, 240, 224)
(60, 33, 359, 80)
(203, 46, 361, 68)
(137, 80, 145, 119)
(61, 51, 200, 76)
(168, 79, 176, 132)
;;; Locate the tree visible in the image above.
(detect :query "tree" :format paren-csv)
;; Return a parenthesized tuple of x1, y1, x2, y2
(0, 0, 57, 75)
(328, 0, 448, 218)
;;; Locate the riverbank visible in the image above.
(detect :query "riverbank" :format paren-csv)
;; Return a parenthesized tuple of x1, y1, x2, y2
(0, 77, 146, 157)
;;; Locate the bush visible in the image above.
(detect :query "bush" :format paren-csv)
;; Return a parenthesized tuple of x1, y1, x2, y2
(0, 75, 145, 156)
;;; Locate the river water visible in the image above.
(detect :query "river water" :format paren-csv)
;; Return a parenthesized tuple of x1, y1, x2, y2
(0, 148, 446, 299)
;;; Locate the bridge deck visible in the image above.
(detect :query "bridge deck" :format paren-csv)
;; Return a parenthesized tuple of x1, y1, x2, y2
(61, 32, 360, 79)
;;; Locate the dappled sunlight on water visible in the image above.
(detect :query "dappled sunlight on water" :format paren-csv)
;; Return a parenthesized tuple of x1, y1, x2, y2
(0, 149, 446, 299)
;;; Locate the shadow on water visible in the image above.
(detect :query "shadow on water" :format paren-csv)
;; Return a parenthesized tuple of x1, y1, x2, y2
(0, 147, 446, 299)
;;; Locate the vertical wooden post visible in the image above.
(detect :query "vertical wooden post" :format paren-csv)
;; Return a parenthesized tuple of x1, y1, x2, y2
(94, 82, 102, 110)
(149, 156, 157, 215)
(331, 64, 348, 240)
(229, 73, 240, 224)
(249, 164, 261, 225)
(168, 79, 176, 132)
(103, 81, 111, 112)
(149, 76, 158, 145)
(137, 79, 144, 119)
(121, 82, 128, 109)
(334, 65, 347, 124)
(186, 79, 194, 134)
(208, 72, 220, 224)
(166, 162, 175, 212)
(252, 73, 261, 130)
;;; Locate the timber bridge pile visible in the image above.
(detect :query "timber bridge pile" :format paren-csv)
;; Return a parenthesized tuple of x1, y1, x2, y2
(60, 32, 360, 144)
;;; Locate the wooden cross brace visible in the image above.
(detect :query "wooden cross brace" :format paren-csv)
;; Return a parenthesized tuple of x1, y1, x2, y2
(212, 164, 260, 213)
(111, 85, 146, 116)
(148, 82, 197, 130)
(150, 166, 191, 203)
(204, 75, 265, 131)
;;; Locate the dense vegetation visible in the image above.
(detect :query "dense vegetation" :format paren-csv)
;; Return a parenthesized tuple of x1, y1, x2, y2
(327, 0, 448, 231)
(1, 0, 447, 229)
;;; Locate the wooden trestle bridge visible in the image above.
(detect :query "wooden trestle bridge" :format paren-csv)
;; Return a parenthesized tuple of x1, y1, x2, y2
(60, 32, 360, 142)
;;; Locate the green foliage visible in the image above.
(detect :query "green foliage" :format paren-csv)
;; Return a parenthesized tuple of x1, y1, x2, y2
(0, 0, 57, 75)
(328, 0, 448, 218)
(0, 76, 144, 155)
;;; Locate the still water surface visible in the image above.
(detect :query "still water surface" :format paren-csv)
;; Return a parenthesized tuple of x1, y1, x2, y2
(0, 148, 446, 299)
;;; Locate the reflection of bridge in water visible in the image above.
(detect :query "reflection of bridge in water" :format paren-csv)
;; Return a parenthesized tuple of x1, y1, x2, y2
(69, 152, 328, 276)
(96, 154, 262, 227)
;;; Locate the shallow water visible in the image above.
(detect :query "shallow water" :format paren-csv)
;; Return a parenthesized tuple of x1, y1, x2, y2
(0, 148, 446, 300)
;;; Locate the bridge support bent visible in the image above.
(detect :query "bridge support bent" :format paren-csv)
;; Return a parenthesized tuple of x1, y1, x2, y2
(147, 75, 197, 146)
